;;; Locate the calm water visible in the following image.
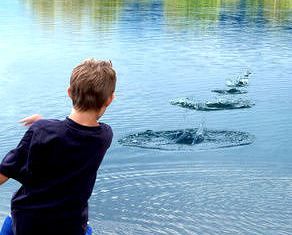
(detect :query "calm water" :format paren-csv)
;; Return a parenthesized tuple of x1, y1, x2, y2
(1, 0, 292, 234)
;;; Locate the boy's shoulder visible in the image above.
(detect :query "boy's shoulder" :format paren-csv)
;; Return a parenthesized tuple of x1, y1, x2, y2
(29, 118, 113, 140)
(32, 118, 61, 126)
(29, 118, 63, 131)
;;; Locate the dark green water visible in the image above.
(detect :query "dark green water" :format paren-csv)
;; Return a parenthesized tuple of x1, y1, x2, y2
(1, 0, 292, 234)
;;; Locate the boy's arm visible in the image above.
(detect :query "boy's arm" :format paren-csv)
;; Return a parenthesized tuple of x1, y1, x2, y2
(0, 126, 35, 185)
(0, 115, 41, 186)
(0, 173, 8, 185)
(19, 114, 42, 126)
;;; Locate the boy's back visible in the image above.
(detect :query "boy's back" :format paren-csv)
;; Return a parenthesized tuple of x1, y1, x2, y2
(0, 59, 116, 234)
(0, 117, 112, 234)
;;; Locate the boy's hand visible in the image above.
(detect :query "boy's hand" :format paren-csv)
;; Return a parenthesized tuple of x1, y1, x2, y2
(19, 114, 43, 126)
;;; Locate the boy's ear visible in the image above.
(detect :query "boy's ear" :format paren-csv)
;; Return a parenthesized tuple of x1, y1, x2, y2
(67, 87, 71, 98)
(105, 93, 115, 107)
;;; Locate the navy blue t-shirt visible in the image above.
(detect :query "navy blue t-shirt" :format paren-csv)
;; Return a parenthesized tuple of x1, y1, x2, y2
(0, 117, 112, 234)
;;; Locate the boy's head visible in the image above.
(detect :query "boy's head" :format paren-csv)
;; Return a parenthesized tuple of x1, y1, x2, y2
(69, 58, 116, 112)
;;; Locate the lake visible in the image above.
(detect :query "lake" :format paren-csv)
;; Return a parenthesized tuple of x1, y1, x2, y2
(1, 0, 292, 234)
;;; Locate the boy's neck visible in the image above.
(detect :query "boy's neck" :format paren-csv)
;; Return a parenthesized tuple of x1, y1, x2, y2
(69, 108, 105, 127)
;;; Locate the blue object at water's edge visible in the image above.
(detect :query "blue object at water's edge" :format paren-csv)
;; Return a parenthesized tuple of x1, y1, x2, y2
(85, 226, 92, 235)
(0, 216, 13, 235)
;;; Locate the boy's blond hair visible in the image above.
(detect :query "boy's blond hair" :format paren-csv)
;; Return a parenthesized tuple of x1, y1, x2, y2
(70, 59, 116, 111)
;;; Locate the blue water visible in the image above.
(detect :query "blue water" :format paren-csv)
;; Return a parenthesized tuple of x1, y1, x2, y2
(1, 0, 292, 234)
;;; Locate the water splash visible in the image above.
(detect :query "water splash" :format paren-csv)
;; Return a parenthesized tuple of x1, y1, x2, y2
(170, 98, 254, 111)
(226, 70, 252, 88)
(175, 123, 205, 145)
(119, 128, 255, 151)
(211, 88, 248, 95)
(226, 78, 248, 87)
(244, 69, 252, 77)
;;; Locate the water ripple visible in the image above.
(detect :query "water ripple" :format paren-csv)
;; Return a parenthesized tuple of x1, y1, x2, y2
(119, 128, 255, 151)
(89, 164, 292, 234)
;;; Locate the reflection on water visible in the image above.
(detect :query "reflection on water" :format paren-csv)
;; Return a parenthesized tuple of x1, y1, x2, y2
(164, 0, 223, 28)
(255, 0, 292, 23)
(23, 0, 125, 29)
(22, 0, 292, 30)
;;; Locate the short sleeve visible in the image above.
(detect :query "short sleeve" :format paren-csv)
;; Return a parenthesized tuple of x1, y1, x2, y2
(104, 125, 113, 150)
(0, 128, 34, 183)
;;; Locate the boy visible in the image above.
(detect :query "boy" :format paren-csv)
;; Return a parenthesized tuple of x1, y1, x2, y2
(0, 59, 116, 235)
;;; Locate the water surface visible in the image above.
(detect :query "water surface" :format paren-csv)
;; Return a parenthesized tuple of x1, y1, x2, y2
(1, 0, 292, 234)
